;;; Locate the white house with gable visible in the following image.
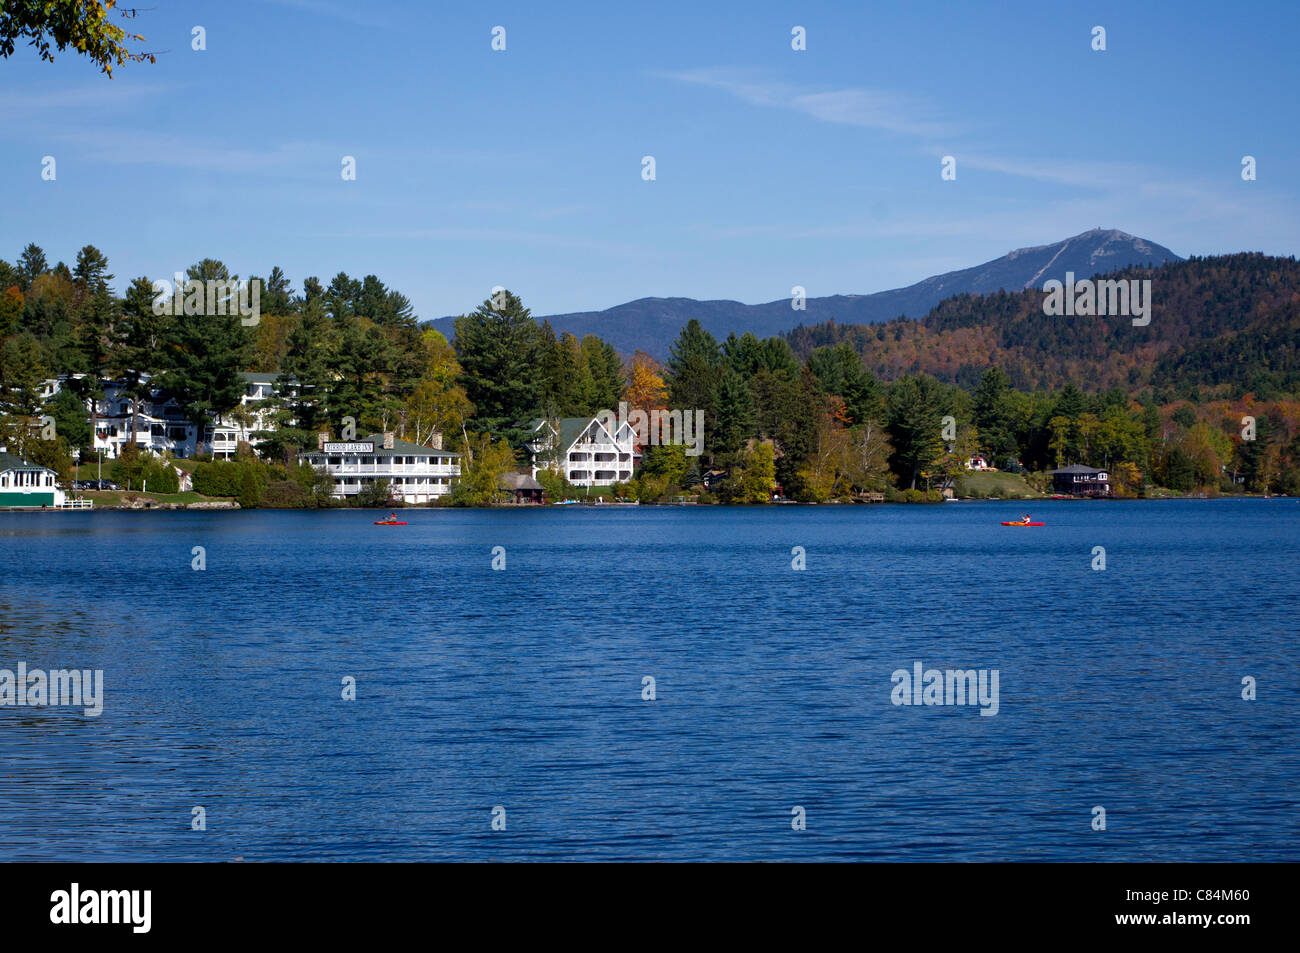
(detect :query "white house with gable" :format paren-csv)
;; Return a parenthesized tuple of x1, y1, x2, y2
(526, 416, 637, 487)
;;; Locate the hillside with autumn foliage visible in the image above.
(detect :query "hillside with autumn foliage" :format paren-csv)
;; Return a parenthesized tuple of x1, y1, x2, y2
(786, 253, 1300, 398)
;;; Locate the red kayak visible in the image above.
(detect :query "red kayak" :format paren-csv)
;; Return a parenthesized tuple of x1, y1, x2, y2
(374, 520, 406, 525)
(1001, 521, 1044, 526)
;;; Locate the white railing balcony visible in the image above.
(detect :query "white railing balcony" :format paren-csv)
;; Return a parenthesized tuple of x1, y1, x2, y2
(326, 463, 459, 477)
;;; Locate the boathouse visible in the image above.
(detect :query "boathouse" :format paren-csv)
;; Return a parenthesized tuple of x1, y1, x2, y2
(0, 453, 66, 508)
(499, 472, 545, 503)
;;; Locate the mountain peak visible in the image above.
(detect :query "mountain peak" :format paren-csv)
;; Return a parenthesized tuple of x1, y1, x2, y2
(429, 231, 1183, 356)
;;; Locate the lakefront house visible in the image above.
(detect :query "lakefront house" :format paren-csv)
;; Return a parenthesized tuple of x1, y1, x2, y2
(1048, 463, 1112, 497)
(47, 372, 283, 460)
(209, 372, 281, 459)
(526, 416, 636, 487)
(298, 432, 460, 503)
(89, 378, 198, 459)
(41, 373, 199, 459)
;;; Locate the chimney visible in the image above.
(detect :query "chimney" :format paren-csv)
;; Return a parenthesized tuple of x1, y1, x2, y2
(429, 431, 443, 450)
(382, 432, 394, 449)
(317, 431, 327, 449)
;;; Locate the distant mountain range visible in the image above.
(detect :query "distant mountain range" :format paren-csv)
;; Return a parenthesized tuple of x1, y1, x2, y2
(427, 228, 1183, 356)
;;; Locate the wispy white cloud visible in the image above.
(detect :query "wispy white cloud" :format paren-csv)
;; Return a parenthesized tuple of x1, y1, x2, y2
(657, 68, 957, 139)
(946, 152, 1149, 190)
(259, 0, 388, 28)
(686, 183, 1300, 265)
(302, 226, 649, 259)
(447, 199, 595, 220)
(661, 66, 1298, 258)
(0, 82, 173, 120)
(44, 129, 326, 173)
(659, 67, 1230, 203)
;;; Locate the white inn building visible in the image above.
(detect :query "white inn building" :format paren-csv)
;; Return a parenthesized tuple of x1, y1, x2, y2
(299, 432, 460, 503)
(209, 373, 280, 460)
(527, 416, 636, 486)
(47, 372, 282, 460)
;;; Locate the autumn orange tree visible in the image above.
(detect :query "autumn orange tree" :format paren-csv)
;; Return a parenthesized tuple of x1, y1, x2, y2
(797, 398, 852, 501)
(622, 350, 668, 411)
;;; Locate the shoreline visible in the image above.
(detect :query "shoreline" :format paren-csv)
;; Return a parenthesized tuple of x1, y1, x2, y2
(2, 494, 1288, 514)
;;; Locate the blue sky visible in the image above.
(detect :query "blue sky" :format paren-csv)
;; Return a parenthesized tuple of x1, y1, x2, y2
(3, 0, 1297, 320)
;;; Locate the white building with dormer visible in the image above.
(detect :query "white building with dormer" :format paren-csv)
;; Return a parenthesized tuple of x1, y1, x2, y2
(526, 416, 636, 487)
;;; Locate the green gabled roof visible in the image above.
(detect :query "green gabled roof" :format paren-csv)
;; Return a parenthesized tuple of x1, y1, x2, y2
(0, 452, 55, 473)
(1048, 464, 1107, 475)
(528, 417, 607, 451)
(363, 434, 460, 457)
(557, 418, 593, 451)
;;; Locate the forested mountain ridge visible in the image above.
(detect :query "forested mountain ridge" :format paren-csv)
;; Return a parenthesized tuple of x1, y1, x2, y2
(427, 229, 1182, 356)
(786, 253, 1300, 398)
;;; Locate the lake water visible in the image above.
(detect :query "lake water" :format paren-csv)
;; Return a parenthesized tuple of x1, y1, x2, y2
(1, 499, 1296, 861)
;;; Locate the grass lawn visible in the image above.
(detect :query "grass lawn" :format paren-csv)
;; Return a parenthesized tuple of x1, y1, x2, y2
(80, 490, 228, 505)
(74, 460, 202, 477)
(72, 463, 110, 481)
(957, 470, 1044, 499)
